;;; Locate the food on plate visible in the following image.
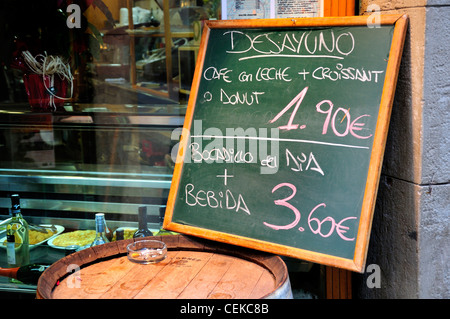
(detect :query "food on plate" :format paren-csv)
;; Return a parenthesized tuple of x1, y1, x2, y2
(29, 228, 57, 245)
(52, 230, 96, 247)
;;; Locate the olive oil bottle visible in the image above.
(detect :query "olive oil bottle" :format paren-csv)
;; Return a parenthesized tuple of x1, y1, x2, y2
(6, 194, 30, 282)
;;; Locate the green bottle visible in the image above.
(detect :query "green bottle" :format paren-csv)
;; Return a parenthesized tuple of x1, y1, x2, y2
(6, 194, 30, 282)
(0, 264, 50, 285)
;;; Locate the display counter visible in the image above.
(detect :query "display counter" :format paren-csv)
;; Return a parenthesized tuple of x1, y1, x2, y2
(0, 103, 185, 294)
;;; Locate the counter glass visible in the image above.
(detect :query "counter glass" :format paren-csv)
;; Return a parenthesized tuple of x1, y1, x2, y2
(0, 103, 185, 292)
(0, 0, 210, 293)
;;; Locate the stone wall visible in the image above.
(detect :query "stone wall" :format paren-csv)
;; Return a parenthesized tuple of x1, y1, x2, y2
(354, 0, 449, 299)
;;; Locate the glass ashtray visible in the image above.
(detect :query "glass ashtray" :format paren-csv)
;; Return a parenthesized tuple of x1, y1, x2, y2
(127, 240, 167, 264)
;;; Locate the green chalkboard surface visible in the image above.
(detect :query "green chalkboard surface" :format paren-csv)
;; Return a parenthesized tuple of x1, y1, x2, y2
(164, 15, 408, 272)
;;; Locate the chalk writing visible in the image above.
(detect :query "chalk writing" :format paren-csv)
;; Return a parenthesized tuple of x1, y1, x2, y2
(316, 99, 373, 139)
(308, 203, 356, 241)
(237, 67, 292, 82)
(216, 169, 234, 186)
(285, 149, 324, 175)
(268, 86, 374, 140)
(256, 67, 292, 82)
(203, 66, 233, 82)
(263, 183, 357, 240)
(185, 183, 251, 215)
(269, 86, 308, 130)
(190, 142, 254, 164)
(220, 89, 265, 105)
(312, 63, 384, 83)
(261, 155, 277, 169)
(224, 30, 355, 59)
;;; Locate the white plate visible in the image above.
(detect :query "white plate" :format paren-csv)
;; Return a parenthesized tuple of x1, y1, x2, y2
(0, 224, 64, 250)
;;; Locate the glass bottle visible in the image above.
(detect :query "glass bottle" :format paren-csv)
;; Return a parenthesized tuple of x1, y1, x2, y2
(90, 213, 110, 247)
(6, 194, 30, 274)
(0, 264, 50, 285)
(133, 206, 153, 238)
(115, 229, 124, 241)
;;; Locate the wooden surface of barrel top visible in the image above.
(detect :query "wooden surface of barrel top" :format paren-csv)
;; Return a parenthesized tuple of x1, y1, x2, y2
(37, 235, 289, 299)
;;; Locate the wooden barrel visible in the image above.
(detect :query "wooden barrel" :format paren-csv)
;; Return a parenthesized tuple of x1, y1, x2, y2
(37, 235, 292, 299)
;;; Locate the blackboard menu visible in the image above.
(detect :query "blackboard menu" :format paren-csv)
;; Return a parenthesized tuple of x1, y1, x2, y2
(164, 15, 408, 272)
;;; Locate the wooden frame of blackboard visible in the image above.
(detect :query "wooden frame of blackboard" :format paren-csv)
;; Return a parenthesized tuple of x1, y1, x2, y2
(164, 15, 408, 273)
